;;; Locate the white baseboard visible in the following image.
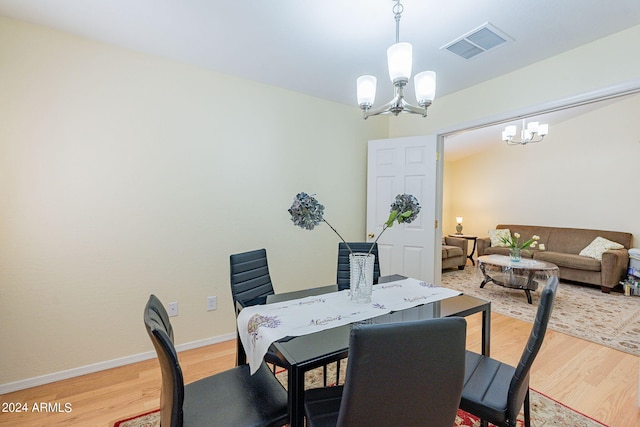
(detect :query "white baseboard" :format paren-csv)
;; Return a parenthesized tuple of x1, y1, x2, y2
(0, 332, 236, 395)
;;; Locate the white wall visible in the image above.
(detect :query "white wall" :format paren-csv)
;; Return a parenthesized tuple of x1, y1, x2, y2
(444, 95, 640, 244)
(0, 16, 388, 386)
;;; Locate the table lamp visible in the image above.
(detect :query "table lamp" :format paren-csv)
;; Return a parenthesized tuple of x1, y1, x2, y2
(455, 217, 463, 234)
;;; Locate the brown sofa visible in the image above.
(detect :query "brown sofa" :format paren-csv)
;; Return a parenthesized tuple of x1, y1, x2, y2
(442, 236, 468, 270)
(478, 224, 632, 292)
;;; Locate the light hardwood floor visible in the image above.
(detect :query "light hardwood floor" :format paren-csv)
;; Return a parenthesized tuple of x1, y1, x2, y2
(1, 311, 638, 427)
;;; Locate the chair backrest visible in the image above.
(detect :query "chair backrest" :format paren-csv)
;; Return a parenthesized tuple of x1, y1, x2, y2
(336, 317, 467, 427)
(144, 294, 184, 427)
(229, 248, 275, 307)
(507, 276, 559, 422)
(336, 242, 381, 291)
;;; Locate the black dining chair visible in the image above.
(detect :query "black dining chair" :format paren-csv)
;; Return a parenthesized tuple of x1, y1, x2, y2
(459, 276, 559, 427)
(230, 248, 334, 385)
(336, 242, 381, 291)
(143, 294, 288, 427)
(304, 317, 467, 427)
(230, 248, 275, 308)
(229, 248, 288, 370)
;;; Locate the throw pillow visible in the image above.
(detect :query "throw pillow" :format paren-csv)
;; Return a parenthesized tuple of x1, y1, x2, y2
(488, 229, 511, 247)
(579, 237, 625, 261)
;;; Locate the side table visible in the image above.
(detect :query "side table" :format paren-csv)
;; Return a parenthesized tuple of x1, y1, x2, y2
(449, 234, 478, 266)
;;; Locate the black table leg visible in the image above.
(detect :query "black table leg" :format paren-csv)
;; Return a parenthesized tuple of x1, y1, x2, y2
(236, 332, 246, 366)
(523, 270, 537, 304)
(288, 365, 306, 427)
(469, 238, 477, 266)
(524, 289, 533, 304)
(482, 304, 491, 357)
(479, 264, 494, 288)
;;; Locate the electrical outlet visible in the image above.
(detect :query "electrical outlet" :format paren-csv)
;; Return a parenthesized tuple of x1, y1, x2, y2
(207, 296, 217, 311)
(167, 302, 178, 317)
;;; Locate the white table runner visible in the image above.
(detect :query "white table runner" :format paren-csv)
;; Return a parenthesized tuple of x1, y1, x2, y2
(237, 277, 461, 374)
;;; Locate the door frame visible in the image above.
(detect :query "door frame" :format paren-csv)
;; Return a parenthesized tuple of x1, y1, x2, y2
(432, 79, 640, 283)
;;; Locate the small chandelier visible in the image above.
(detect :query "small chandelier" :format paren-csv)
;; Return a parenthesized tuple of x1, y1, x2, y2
(502, 119, 549, 145)
(356, 0, 436, 119)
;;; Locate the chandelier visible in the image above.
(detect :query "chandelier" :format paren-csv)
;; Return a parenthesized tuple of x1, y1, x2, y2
(356, 0, 436, 119)
(502, 119, 549, 145)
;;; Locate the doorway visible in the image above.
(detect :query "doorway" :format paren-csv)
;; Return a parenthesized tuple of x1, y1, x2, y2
(437, 80, 640, 281)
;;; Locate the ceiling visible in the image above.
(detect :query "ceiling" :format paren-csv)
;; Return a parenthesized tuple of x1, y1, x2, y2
(1, 0, 640, 157)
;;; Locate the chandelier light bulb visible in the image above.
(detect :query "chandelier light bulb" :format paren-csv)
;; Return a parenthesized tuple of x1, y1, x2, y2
(538, 124, 549, 136)
(526, 121, 539, 133)
(414, 71, 436, 105)
(387, 42, 413, 83)
(357, 75, 377, 107)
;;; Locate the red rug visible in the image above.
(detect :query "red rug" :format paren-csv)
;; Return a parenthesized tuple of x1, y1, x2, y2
(113, 390, 609, 426)
(113, 408, 494, 427)
(113, 409, 160, 427)
(454, 409, 524, 426)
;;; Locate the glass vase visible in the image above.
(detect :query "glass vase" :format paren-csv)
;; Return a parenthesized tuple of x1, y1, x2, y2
(349, 253, 375, 303)
(509, 248, 522, 262)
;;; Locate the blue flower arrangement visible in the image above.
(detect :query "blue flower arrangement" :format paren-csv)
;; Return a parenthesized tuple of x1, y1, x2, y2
(288, 192, 421, 255)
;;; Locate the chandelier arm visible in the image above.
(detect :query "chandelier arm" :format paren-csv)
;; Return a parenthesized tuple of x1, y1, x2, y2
(362, 95, 402, 119)
(399, 99, 429, 117)
(363, 98, 430, 119)
(505, 135, 545, 145)
(529, 135, 545, 143)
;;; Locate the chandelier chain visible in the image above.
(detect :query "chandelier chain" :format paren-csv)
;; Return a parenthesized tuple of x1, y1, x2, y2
(393, 0, 404, 44)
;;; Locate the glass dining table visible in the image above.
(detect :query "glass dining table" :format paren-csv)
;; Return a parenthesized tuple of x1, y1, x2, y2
(240, 275, 491, 427)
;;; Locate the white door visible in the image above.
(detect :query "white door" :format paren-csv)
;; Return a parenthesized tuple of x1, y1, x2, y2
(366, 136, 440, 283)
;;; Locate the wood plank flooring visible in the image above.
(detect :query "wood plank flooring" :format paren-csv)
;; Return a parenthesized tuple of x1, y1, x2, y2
(0, 312, 638, 427)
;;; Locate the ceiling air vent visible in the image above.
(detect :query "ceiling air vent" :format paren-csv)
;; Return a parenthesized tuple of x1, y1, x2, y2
(442, 23, 511, 60)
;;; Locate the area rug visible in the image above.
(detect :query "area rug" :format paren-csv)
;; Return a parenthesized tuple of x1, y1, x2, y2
(441, 266, 640, 356)
(114, 364, 607, 427)
(112, 388, 606, 427)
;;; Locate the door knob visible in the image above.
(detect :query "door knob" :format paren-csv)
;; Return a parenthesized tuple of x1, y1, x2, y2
(368, 232, 375, 239)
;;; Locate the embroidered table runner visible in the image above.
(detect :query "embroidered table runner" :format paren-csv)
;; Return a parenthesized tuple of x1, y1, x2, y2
(237, 277, 461, 374)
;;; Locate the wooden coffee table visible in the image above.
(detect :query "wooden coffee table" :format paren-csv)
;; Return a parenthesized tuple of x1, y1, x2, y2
(477, 255, 559, 304)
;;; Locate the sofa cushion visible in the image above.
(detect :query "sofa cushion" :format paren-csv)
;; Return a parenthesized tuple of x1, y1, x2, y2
(496, 225, 552, 251)
(546, 227, 632, 254)
(534, 251, 601, 272)
(488, 229, 511, 247)
(442, 245, 463, 258)
(579, 237, 625, 261)
(483, 246, 534, 258)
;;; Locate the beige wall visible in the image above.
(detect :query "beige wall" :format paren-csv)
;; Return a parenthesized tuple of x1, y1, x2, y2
(0, 17, 388, 386)
(443, 95, 640, 244)
(3, 14, 640, 389)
